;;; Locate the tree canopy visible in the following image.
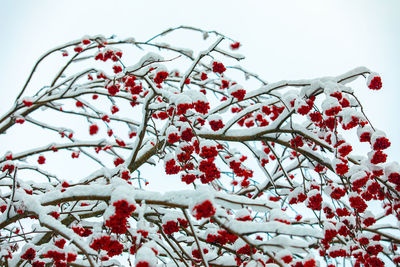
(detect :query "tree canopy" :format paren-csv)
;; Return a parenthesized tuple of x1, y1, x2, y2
(0, 26, 399, 267)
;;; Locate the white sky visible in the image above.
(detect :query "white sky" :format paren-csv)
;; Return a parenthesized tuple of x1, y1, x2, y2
(0, 0, 399, 167)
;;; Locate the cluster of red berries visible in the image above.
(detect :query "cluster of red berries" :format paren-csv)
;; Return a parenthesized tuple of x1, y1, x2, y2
(94, 49, 122, 62)
(192, 248, 209, 259)
(199, 158, 221, 183)
(37, 155, 46, 165)
(54, 239, 66, 249)
(212, 62, 226, 74)
(328, 248, 347, 258)
(261, 105, 285, 121)
(373, 136, 391, 150)
(206, 230, 238, 245)
(162, 220, 180, 235)
(200, 72, 208, 80)
(209, 119, 224, 131)
(113, 157, 125, 167)
(338, 144, 352, 157)
(90, 235, 124, 257)
(23, 99, 33, 107)
(41, 250, 76, 266)
(230, 89, 246, 101)
(323, 228, 338, 246)
(181, 174, 196, 184)
(352, 174, 369, 191)
(335, 160, 349, 175)
(366, 244, 383, 256)
(2, 163, 15, 173)
(192, 200, 215, 220)
(309, 112, 322, 123)
(288, 192, 307, 205)
(154, 71, 169, 84)
(295, 96, 315, 115)
(136, 261, 151, 267)
(181, 128, 194, 142)
(193, 100, 210, 115)
(72, 226, 92, 237)
(165, 159, 181, 175)
(21, 248, 36, 261)
(168, 132, 180, 143)
(349, 195, 368, 213)
(363, 216, 376, 227)
(175, 103, 192, 115)
(236, 244, 256, 256)
(388, 172, 400, 186)
(325, 106, 342, 116)
(342, 116, 360, 130)
(229, 159, 253, 180)
(292, 258, 317, 267)
(152, 111, 168, 120)
(230, 42, 240, 50)
(89, 124, 99, 135)
(370, 150, 387, 164)
(200, 146, 218, 159)
(368, 76, 382, 90)
(330, 187, 346, 200)
(290, 136, 304, 148)
(177, 145, 194, 163)
(105, 200, 136, 234)
(106, 84, 120, 96)
(307, 192, 322, 210)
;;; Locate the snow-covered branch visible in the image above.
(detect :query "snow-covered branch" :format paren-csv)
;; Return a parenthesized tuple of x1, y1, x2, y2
(0, 26, 398, 267)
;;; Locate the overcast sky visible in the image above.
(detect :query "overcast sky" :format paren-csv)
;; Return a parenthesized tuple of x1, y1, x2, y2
(0, 0, 399, 163)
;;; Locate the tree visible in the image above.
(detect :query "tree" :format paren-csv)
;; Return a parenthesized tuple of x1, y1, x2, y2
(0, 26, 398, 267)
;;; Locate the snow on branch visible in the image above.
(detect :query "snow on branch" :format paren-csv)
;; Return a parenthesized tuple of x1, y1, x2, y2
(0, 26, 398, 267)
